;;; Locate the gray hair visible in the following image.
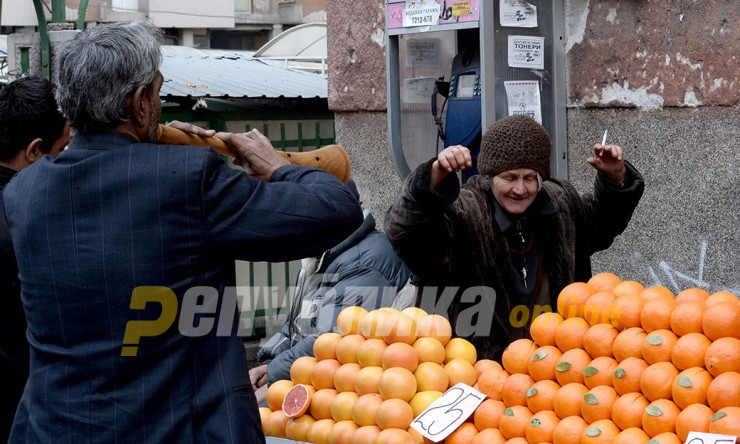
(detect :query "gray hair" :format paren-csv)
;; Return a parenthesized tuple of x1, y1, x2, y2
(56, 20, 163, 132)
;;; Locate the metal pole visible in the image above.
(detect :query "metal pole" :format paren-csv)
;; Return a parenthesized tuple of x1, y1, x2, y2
(52, 0, 66, 23)
(31, 0, 51, 79)
(77, 0, 90, 29)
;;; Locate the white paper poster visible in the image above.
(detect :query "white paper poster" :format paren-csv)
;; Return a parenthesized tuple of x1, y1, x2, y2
(505, 80, 542, 123)
(508, 35, 545, 69)
(403, 77, 437, 104)
(500, 0, 538, 28)
(404, 0, 442, 27)
(405, 38, 441, 67)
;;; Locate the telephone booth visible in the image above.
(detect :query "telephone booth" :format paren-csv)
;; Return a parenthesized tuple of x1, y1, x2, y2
(385, 0, 568, 180)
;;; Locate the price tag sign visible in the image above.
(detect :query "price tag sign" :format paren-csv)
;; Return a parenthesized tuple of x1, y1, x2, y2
(410, 383, 486, 442)
(684, 431, 737, 444)
(403, 0, 441, 28)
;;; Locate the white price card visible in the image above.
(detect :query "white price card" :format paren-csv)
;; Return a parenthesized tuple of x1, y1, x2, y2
(500, 0, 538, 28)
(410, 383, 486, 442)
(404, 0, 442, 28)
(684, 431, 737, 444)
(508, 35, 545, 70)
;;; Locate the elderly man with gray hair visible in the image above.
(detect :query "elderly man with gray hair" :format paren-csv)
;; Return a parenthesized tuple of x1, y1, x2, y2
(3, 20, 362, 442)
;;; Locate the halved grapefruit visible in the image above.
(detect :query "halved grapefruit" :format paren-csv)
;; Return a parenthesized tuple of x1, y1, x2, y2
(282, 383, 314, 418)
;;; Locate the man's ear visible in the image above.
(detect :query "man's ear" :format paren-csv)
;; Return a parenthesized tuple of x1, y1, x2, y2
(24, 138, 44, 164)
(130, 84, 150, 128)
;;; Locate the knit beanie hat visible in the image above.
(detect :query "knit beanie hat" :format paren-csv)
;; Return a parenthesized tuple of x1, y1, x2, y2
(477, 115, 551, 179)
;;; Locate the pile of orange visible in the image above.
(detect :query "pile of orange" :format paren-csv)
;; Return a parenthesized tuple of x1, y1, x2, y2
(260, 274, 739, 443)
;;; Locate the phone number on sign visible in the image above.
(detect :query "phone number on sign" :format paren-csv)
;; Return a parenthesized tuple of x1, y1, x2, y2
(408, 15, 435, 25)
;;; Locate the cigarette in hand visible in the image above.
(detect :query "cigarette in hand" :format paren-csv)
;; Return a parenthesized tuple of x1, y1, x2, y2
(599, 129, 608, 157)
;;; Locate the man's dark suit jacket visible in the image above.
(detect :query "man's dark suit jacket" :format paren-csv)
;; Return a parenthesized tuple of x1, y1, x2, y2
(2, 132, 362, 443)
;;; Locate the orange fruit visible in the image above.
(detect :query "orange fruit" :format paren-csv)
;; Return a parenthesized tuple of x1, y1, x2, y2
(378, 367, 417, 401)
(282, 384, 315, 418)
(672, 366, 713, 409)
(642, 329, 678, 364)
(259, 407, 272, 431)
(502, 339, 538, 374)
(474, 359, 503, 378)
(612, 356, 649, 395)
(581, 385, 617, 424)
(413, 337, 446, 364)
(530, 312, 564, 347)
(416, 314, 453, 345)
(649, 432, 682, 444)
(707, 371, 740, 411)
(705, 336, 740, 376)
(703, 301, 740, 340)
(554, 317, 590, 352)
(331, 391, 359, 421)
(552, 415, 587, 444)
(474, 399, 506, 430)
(334, 363, 361, 393)
(669, 300, 706, 337)
(375, 428, 414, 443)
(612, 392, 649, 430)
(525, 380, 560, 413)
(407, 427, 431, 444)
(445, 422, 478, 444)
(352, 425, 381, 444)
(445, 358, 477, 387)
(335, 334, 365, 364)
(641, 297, 677, 333)
(266, 379, 294, 411)
(309, 388, 338, 420)
(414, 362, 449, 392)
(290, 356, 317, 385)
(472, 428, 506, 444)
(640, 362, 680, 402)
(314, 332, 342, 360)
(642, 399, 681, 437)
(263, 410, 289, 437)
(402, 306, 428, 324)
(588, 272, 622, 292)
(581, 419, 620, 443)
(583, 356, 618, 389)
(612, 280, 645, 299)
(306, 418, 336, 444)
(310, 358, 341, 390)
(613, 327, 647, 362)
(613, 427, 650, 444)
(409, 390, 443, 417)
(609, 293, 643, 331)
(671, 332, 711, 370)
(329, 420, 358, 444)
(285, 415, 316, 442)
(354, 366, 383, 395)
(356, 338, 387, 368)
(676, 403, 713, 441)
(525, 409, 560, 444)
(639, 286, 675, 305)
(351, 393, 383, 426)
(381, 342, 419, 372)
(675, 287, 710, 304)
(557, 282, 596, 319)
(553, 382, 588, 419)
(444, 337, 477, 365)
(705, 291, 738, 306)
(709, 406, 740, 438)
(582, 291, 617, 326)
(555, 348, 591, 385)
(583, 323, 618, 358)
(502, 373, 534, 407)
(528, 346, 562, 381)
(477, 367, 508, 400)
(498, 405, 533, 439)
(359, 309, 392, 340)
(382, 312, 418, 345)
(336, 306, 368, 336)
(375, 398, 414, 430)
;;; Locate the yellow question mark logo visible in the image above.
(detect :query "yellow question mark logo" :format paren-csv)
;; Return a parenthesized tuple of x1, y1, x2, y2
(121, 286, 178, 357)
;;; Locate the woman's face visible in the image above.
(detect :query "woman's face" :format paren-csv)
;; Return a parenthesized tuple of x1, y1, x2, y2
(491, 168, 539, 215)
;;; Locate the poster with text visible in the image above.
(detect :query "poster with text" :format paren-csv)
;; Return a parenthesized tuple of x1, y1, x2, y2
(505, 80, 542, 123)
(508, 35, 545, 70)
(404, 0, 442, 27)
(500, 0, 538, 28)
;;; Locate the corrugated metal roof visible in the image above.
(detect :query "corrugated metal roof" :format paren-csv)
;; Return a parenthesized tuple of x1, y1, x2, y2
(159, 45, 327, 99)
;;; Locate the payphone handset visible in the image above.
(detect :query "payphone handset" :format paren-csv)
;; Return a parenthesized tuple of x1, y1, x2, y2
(433, 44, 482, 179)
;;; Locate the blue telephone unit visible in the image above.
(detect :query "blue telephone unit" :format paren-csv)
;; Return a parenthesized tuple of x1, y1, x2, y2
(433, 44, 482, 181)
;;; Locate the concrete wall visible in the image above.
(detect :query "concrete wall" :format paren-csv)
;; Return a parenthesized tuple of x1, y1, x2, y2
(327, 0, 739, 293)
